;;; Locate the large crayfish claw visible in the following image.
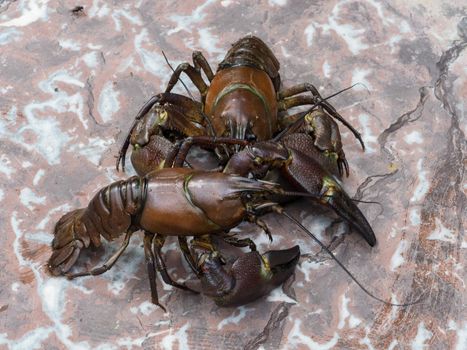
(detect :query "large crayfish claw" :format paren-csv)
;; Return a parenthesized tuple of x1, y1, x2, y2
(283, 143, 377, 246)
(123, 93, 207, 176)
(198, 245, 300, 306)
(48, 208, 91, 276)
(229, 136, 377, 246)
(319, 177, 376, 246)
(130, 134, 173, 176)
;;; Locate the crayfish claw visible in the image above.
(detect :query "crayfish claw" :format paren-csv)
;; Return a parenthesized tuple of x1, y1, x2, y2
(342, 157, 350, 178)
(320, 178, 376, 246)
(277, 144, 376, 246)
(337, 156, 350, 178)
(199, 246, 300, 306)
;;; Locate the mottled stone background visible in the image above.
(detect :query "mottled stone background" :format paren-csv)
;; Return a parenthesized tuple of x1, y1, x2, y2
(0, 0, 465, 349)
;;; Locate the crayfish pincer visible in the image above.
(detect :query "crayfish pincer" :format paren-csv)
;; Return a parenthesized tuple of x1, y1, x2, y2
(48, 168, 302, 308)
(196, 245, 300, 307)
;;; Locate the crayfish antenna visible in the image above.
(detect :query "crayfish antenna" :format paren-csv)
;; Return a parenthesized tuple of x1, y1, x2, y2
(275, 207, 424, 307)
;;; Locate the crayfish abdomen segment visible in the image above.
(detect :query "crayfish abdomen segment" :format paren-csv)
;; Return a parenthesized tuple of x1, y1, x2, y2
(48, 176, 146, 275)
(139, 168, 224, 235)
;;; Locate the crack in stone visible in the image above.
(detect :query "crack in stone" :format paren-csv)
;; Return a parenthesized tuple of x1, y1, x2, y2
(243, 302, 291, 350)
(402, 14, 467, 331)
(0, 0, 17, 14)
(100, 51, 106, 65)
(243, 276, 296, 350)
(377, 86, 429, 162)
(426, 16, 467, 239)
(353, 171, 398, 201)
(85, 77, 102, 126)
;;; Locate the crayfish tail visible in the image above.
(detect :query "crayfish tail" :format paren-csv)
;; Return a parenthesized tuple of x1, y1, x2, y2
(48, 177, 146, 276)
(48, 240, 84, 276)
(48, 208, 90, 275)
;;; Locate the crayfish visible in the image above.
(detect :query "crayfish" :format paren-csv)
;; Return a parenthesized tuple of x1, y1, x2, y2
(48, 167, 305, 309)
(48, 36, 420, 309)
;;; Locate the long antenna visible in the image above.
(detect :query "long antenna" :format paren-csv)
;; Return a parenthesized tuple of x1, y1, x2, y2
(276, 208, 424, 307)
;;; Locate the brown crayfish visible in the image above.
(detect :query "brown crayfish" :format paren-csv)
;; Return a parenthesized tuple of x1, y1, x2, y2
(48, 36, 420, 309)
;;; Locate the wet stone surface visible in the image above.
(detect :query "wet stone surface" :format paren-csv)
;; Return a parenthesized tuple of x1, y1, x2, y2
(0, 1, 466, 349)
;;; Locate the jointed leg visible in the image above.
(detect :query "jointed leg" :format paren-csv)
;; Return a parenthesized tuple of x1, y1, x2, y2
(66, 230, 132, 279)
(223, 235, 257, 251)
(143, 232, 166, 311)
(246, 215, 273, 242)
(191, 235, 216, 252)
(192, 51, 214, 81)
(165, 63, 209, 99)
(164, 50, 215, 100)
(153, 234, 197, 292)
(178, 237, 201, 276)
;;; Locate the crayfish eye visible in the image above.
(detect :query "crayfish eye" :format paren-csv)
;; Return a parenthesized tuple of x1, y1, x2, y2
(246, 134, 257, 142)
(243, 193, 253, 201)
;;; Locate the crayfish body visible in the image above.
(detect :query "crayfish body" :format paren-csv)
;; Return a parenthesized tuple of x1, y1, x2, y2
(48, 168, 301, 308)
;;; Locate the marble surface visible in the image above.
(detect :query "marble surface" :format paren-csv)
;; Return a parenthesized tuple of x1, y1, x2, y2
(0, 0, 466, 349)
